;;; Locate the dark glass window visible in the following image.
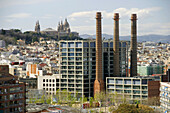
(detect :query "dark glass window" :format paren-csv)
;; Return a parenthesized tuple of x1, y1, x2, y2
(83, 42, 89, 47)
(90, 42, 95, 47)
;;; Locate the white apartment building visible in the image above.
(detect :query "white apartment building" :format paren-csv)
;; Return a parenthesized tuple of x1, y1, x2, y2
(160, 82, 170, 113)
(106, 76, 160, 104)
(38, 75, 60, 95)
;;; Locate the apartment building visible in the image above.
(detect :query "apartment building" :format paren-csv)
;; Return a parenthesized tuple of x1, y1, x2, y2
(137, 65, 164, 76)
(160, 82, 170, 113)
(58, 40, 129, 98)
(0, 65, 27, 113)
(38, 75, 59, 95)
(106, 76, 160, 104)
(19, 77, 37, 89)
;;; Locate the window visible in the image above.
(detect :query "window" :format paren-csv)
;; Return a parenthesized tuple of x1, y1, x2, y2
(108, 79, 114, 83)
(116, 79, 123, 84)
(83, 42, 89, 47)
(46, 79, 48, 82)
(110, 42, 113, 47)
(76, 42, 82, 47)
(76, 53, 82, 56)
(68, 48, 74, 52)
(68, 42, 74, 47)
(62, 53, 67, 56)
(90, 42, 95, 47)
(124, 79, 131, 84)
(68, 53, 74, 56)
(61, 42, 67, 47)
(133, 79, 140, 85)
(142, 79, 147, 84)
(43, 79, 45, 82)
(68, 57, 74, 61)
(104, 42, 109, 47)
(122, 42, 126, 47)
(62, 57, 67, 61)
(61, 48, 67, 52)
(119, 42, 121, 47)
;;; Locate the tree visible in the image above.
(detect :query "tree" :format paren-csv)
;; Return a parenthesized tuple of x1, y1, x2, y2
(89, 97, 94, 107)
(94, 91, 106, 112)
(1, 29, 6, 35)
(67, 92, 77, 107)
(112, 103, 154, 113)
(32, 37, 39, 42)
(147, 96, 160, 106)
(46, 95, 52, 104)
(55, 89, 61, 104)
(108, 106, 116, 113)
(69, 33, 74, 38)
(40, 94, 46, 103)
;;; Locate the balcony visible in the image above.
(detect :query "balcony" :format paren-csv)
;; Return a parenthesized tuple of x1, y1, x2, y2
(68, 85, 74, 87)
(160, 88, 170, 93)
(76, 85, 82, 88)
(76, 76, 82, 79)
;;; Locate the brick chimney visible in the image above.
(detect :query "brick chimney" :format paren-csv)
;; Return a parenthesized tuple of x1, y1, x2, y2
(94, 12, 104, 95)
(113, 13, 120, 77)
(130, 14, 137, 77)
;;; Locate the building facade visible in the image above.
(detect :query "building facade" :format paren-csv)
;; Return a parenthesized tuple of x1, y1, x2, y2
(106, 76, 160, 104)
(35, 19, 79, 39)
(160, 82, 170, 113)
(58, 40, 129, 98)
(19, 78, 37, 89)
(0, 65, 27, 113)
(38, 75, 59, 95)
(137, 65, 164, 76)
(0, 40, 6, 48)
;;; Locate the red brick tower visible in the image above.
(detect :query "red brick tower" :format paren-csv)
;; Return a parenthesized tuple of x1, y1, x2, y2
(94, 12, 104, 96)
(113, 13, 120, 77)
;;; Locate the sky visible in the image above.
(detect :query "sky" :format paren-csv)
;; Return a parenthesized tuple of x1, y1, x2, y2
(0, 0, 170, 36)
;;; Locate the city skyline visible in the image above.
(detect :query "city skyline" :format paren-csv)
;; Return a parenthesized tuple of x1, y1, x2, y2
(0, 0, 170, 36)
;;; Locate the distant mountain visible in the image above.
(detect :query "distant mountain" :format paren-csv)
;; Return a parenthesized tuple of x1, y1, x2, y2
(80, 34, 170, 43)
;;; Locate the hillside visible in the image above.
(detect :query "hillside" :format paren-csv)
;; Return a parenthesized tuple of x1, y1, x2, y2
(80, 34, 170, 43)
(0, 29, 82, 45)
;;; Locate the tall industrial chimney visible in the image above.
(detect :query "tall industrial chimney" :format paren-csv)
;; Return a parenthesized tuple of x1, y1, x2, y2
(113, 13, 120, 77)
(94, 12, 104, 95)
(130, 14, 137, 77)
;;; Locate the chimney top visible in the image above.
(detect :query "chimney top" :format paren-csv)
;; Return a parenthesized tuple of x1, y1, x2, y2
(114, 13, 119, 21)
(131, 14, 137, 20)
(96, 12, 102, 19)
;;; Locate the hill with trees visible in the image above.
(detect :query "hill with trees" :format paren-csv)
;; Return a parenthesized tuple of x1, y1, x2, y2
(0, 29, 82, 45)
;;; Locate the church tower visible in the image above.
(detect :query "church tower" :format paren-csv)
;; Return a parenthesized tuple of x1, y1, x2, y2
(35, 20, 40, 33)
(64, 18, 70, 33)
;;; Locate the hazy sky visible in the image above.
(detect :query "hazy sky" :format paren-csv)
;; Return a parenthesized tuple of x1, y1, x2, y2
(0, 0, 170, 36)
